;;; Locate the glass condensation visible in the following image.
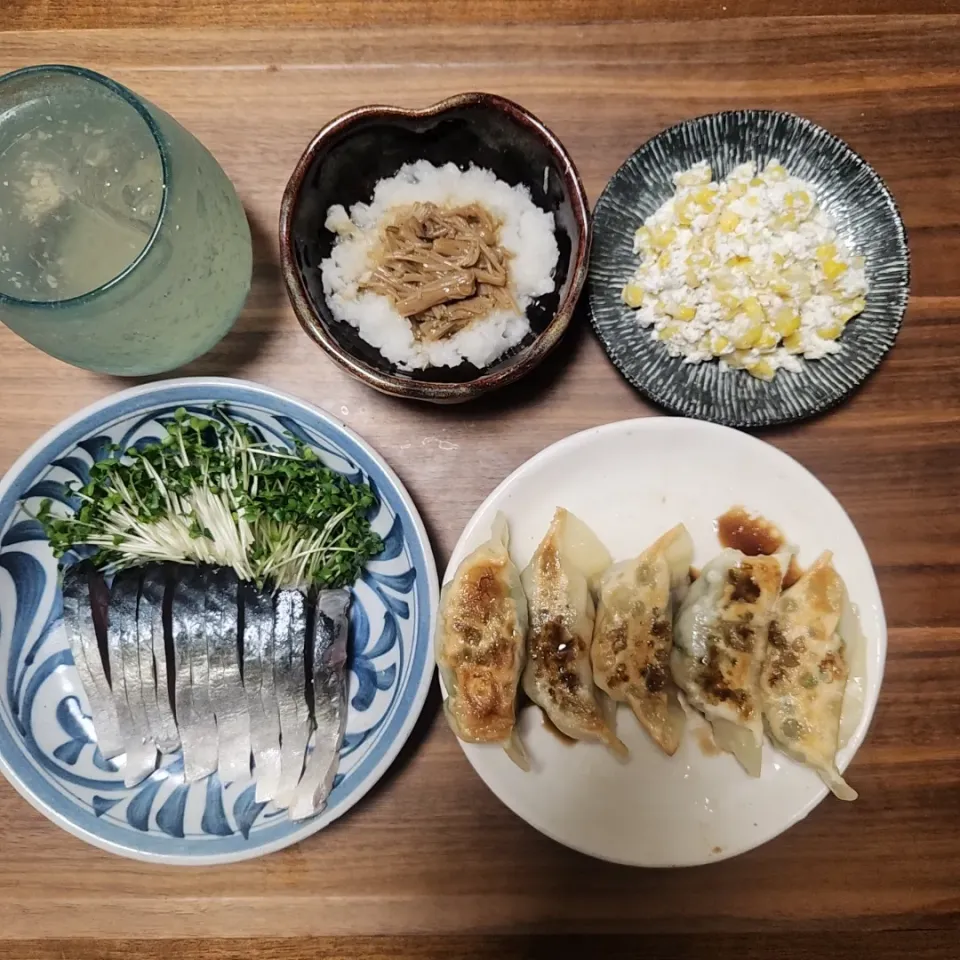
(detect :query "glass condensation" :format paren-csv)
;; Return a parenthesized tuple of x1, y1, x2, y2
(0, 65, 252, 375)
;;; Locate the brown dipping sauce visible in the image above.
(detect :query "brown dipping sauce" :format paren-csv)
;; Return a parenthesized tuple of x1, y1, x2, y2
(715, 505, 803, 587)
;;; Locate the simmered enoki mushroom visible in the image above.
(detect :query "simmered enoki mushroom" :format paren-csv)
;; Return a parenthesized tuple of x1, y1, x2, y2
(361, 202, 517, 342)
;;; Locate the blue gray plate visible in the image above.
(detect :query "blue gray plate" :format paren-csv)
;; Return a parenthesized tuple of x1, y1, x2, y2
(589, 110, 909, 427)
(0, 378, 438, 864)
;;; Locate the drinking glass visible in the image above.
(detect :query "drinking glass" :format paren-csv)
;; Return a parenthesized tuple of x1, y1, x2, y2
(0, 65, 252, 375)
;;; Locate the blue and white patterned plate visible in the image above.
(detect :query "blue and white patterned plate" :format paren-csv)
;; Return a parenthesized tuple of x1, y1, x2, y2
(0, 377, 438, 864)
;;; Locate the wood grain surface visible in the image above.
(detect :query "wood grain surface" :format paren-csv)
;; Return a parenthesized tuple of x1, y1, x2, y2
(7, 0, 958, 30)
(1, 10, 959, 958)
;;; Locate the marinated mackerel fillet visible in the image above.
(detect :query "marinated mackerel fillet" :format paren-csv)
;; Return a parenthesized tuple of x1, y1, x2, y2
(672, 549, 790, 776)
(273, 589, 312, 808)
(138, 567, 180, 755)
(171, 566, 219, 782)
(108, 570, 158, 787)
(361, 201, 516, 342)
(436, 513, 529, 770)
(291, 589, 351, 820)
(57, 560, 356, 810)
(60, 565, 123, 759)
(242, 581, 282, 804)
(591, 525, 693, 756)
(205, 567, 251, 782)
(761, 552, 858, 801)
(521, 508, 627, 758)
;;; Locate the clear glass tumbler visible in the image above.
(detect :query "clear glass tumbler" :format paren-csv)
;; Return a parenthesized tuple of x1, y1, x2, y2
(0, 65, 252, 375)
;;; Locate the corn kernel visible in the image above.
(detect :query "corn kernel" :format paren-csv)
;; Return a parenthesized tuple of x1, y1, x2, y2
(658, 250, 671, 269)
(837, 296, 866, 322)
(776, 211, 798, 228)
(727, 255, 752, 269)
(822, 258, 848, 282)
(709, 333, 731, 356)
(783, 332, 804, 354)
(676, 165, 712, 186)
(692, 186, 717, 211)
(666, 303, 697, 322)
(718, 292, 740, 320)
(815, 243, 837, 261)
(658, 324, 679, 341)
(685, 267, 702, 288)
(783, 190, 810, 210)
(772, 307, 801, 336)
(712, 270, 735, 292)
(689, 251, 711, 270)
(622, 283, 645, 308)
(718, 210, 740, 233)
(648, 226, 677, 250)
(756, 325, 780, 351)
(726, 182, 747, 200)
(725, 349, 750, 369)
(734, 322, 763, 350)
(749, 177, 763, 187)
(770, 277, 793, 297)
(743, 296, 765, 322)
(817, 322, 844, 341)
(772, 252, 786, 268)
(676, 199, 696, 226)
(765, 162, 787, 181)
(746, 358, 776, 381)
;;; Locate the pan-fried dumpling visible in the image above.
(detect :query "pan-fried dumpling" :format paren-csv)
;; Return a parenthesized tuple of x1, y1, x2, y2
(522, 508, 627, 758)
(671, 548, 790, 776)
(761, 552, 859, 801)
(592, 524, 693, 755)
(436, 513, 529, 770)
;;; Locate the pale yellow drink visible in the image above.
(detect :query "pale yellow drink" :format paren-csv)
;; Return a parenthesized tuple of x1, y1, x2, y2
(0, 65, 252, 375)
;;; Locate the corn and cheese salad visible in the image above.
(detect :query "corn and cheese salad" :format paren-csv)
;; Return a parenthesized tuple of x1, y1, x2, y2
(622, 160, 869, 381)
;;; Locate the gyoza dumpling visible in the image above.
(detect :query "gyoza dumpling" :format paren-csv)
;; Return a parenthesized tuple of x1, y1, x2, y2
(436, 513, 529, 769)
(671, 548, 790, 776)
(522, 508, 626, 758)
(592, 524, 693, 755)
(761, 552, 858, 801)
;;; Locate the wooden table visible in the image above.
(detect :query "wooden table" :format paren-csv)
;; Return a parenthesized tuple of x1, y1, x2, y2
(2, 4, 959, 958)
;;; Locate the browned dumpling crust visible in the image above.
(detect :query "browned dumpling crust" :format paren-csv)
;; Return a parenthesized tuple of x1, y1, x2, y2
(672, 549, 789, 776)
(522, 508, 626, 758)
(436, 515, 529, 768)
(761, 552, 857, 800)
(592, 525, 692, 755)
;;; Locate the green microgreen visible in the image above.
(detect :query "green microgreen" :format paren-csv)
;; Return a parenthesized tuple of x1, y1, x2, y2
(35, 407, 383, 590)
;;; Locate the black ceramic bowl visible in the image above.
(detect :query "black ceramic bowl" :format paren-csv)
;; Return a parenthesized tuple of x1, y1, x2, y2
(589, 110, 910, 427)
(280, 93, 590, 403)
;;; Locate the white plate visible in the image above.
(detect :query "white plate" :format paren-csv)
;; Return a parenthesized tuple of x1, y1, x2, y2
(443, 418, 885, 866)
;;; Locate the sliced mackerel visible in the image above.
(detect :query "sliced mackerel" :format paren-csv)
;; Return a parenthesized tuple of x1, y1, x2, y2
(205, 567, 250, 782)
(272, 588, 311, 808)
(290, 589, 351, 821)
(60, 565, 124, 759)
(107, 570, 158, 786)
(137, 568, 180, 754)
(171, 566, 218, 782)
(242, 582, 282, 803)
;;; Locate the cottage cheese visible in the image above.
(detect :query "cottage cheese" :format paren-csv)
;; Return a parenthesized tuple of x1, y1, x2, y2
(622, 160, 869, 380)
